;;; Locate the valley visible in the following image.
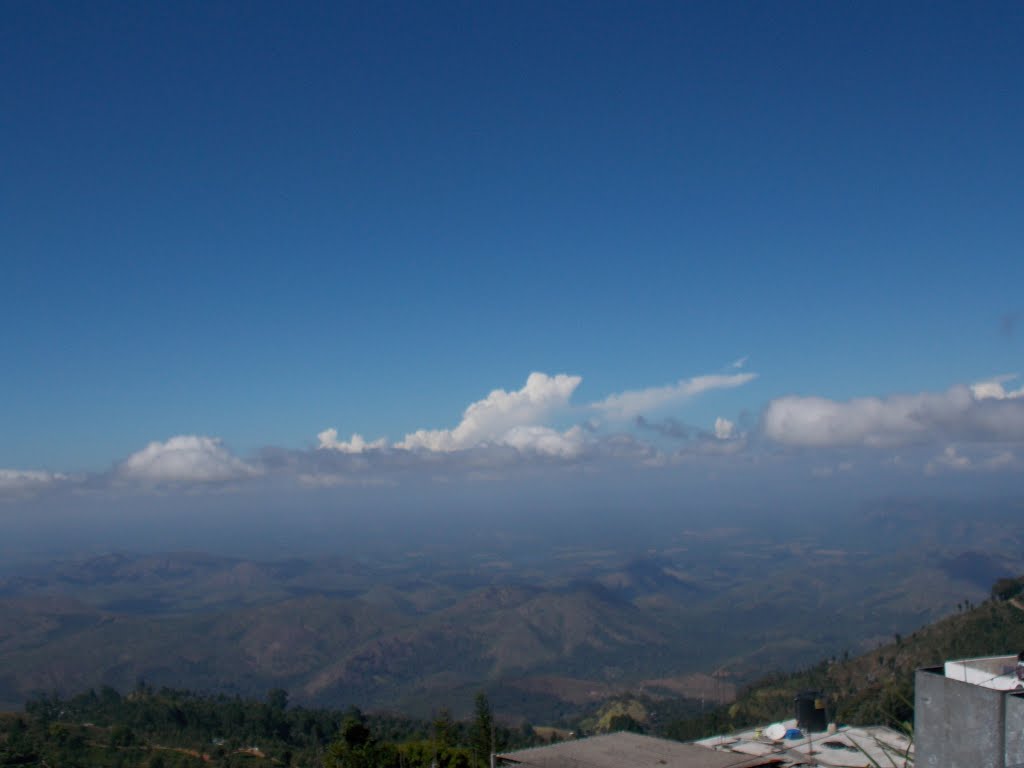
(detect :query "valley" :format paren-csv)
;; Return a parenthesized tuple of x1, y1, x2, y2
(2, 501, 1022, 722)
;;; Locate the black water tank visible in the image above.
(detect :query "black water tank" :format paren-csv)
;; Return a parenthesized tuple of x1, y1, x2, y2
(795, 691, 828, 732)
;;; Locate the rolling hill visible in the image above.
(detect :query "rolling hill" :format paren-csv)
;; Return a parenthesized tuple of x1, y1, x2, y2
(2, 506, 1023, 722)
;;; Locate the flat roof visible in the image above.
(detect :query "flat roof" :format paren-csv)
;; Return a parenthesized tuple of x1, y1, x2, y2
(497, 732, 769, 768)
(694, 719, 913, 768)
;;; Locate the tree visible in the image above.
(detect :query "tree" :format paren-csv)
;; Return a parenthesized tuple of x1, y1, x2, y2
(2, 717, 39, 766)
(327, 715, 392, 768)
(268, 688, 290, 712)
(608, 714, 644, 733)
(992, 576, 1024, 602)
(109, 724, 136, 747)
(434, 707, 456, 750)
(471, 693, 493, 768)
(342, 719, 372, 750)
(100, 684, 123, 711)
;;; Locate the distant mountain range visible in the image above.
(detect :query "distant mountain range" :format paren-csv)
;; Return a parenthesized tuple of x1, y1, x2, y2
(2, 505, 1023, 722)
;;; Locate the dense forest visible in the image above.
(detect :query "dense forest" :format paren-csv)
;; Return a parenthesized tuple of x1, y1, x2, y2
(0, 686, 539, 768)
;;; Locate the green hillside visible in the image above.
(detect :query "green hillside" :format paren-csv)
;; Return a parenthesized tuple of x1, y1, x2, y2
(662, 577, 1024, 740)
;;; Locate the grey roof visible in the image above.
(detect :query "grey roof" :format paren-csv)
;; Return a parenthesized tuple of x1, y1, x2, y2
(694, 720, 912, 767)
(497, 732, 773, 768)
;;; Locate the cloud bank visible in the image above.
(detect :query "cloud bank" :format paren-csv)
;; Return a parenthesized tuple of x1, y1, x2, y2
(925, 445, 1018, 475)
(762, 383, 1024, 447)
(317, 429, 387, 453)
(119, 436, 260, 483)
(9, 367, 1024, 501)
(337, 369, 754, 458)
(0, 469, 66, 493)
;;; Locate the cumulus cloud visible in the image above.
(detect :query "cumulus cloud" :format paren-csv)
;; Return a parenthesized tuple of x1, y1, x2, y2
(763, 384, 1024, 447)
(0, 469, 66, 493)
(119, 436, 259, 483)
(500, 425, 586, 458)
(397, 372, 582, 453)
(308, 368, 759, 466)
(593, 373, 757, 419)
(317, 429, 387, 453)
(971, 374, 1024, 400)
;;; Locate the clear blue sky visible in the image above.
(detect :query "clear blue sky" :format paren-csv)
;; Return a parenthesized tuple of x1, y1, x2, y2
(2, 2, 1022, 488)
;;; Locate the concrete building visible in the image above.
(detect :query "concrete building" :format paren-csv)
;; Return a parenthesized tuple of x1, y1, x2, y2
(915, 654, 1024, 768)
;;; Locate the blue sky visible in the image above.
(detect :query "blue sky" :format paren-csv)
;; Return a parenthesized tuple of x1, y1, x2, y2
(2, 2, 1023, 508)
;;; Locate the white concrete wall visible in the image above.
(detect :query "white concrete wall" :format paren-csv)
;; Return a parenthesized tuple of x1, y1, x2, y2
(945, 656, 1019, 691)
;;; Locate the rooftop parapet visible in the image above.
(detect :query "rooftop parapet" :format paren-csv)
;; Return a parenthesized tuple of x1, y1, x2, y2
(943, 654, 1024, 692)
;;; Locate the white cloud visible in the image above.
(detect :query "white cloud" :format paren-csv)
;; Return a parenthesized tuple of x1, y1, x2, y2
(0, 469, 65, 492)
(119, 435, 259, 483)
(317, 369, 755, 462)
(925, 445, 1018, 475)
(593, 373, 757, 419)
(397, 372, 582, 452)
(500, 425, 586, 458)
(731, 356, 749, 369)
(763, 391, 945, 446)
(317, 429, 387, 453)
(925, 445, 972, 474)
(714, 417, 735, 440)
(763, 383, 1024, 447)
(971, 374, 1024, 400)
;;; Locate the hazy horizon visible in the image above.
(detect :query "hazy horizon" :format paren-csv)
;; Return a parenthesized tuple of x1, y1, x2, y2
(4, 3, 1023, 559)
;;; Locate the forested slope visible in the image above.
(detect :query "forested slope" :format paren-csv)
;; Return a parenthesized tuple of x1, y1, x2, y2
(663, 576, 1024, 740)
